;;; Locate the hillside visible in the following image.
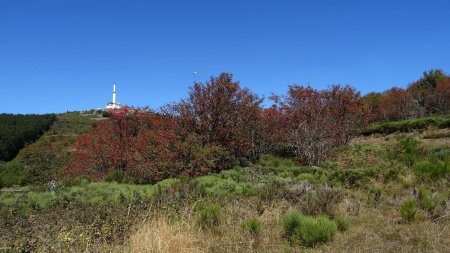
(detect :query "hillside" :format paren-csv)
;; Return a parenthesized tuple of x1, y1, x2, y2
(0, 113, 56, 161)
(0, 110, 105, 187)
(1, 118, 449, 252)
(0, 70, 449, 252)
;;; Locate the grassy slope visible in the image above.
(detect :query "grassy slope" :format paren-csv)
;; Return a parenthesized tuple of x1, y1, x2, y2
(0, 111, 104, 187)
(1, 124, 449, 252)
(0, 113, 450, 252)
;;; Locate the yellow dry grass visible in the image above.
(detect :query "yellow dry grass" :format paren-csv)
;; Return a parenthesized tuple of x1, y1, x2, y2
(126, 195, 450, 253)
(128, 217, 206, 253)
(315, 207, 450, 253)
(127, 200, 288, 253)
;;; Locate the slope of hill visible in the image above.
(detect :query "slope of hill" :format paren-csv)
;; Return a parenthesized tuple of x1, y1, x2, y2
(1, 120, 449, 252)
(0, 110, 105, 187)
(0, 113, 56, 161)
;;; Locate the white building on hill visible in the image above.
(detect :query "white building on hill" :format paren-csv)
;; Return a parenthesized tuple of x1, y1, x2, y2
(105, 82, 122, 110)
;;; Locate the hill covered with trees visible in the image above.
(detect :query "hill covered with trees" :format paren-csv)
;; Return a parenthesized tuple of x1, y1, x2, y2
(0, 113, 56, 161)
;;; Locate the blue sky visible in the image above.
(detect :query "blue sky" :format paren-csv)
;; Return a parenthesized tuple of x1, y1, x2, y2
(1, 0, 450, 114)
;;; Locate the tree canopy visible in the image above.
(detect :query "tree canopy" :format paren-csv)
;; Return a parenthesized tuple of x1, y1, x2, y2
(0, 113, 56, 161)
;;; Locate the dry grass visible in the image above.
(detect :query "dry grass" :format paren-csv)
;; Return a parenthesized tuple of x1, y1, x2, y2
(126, 193, 450, 253)
(128, 217, 206, 253)
(315, 207, 450, 253)
(127, 199, 288, 253)
(2, 195, 445, 253)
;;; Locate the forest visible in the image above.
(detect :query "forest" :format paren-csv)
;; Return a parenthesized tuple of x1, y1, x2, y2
(0, 113, 56, 161)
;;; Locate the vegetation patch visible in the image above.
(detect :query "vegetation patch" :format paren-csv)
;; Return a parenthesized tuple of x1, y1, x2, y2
(241, 218, 262, 237)
(0, 113, 56, 162)
(400, 199, 418, 222)
(364, 115, 450, 135)
(196, 203, 225, 231)
(282, 211, 337, 247)
(335, 215, 350, 231)
(414, 159, 450, 180)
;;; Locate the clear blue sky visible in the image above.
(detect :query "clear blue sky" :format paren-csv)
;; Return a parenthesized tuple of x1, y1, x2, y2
(1, 0, 450, 114)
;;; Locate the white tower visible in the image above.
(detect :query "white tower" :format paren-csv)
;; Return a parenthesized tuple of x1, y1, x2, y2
(106, 81, 122, 110)
(112, 81, 116, 104)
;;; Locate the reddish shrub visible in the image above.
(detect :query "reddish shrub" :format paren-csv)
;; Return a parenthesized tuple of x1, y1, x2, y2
(69, 107, 222, 183)
(271, 85, 367, 165)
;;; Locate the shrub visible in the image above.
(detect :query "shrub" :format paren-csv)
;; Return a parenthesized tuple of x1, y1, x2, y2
(334, 168, 376, 188)
(335, 216, 350, 231)
(257, 179, 287, 202)
(368, 186, 382, 205)
(397, 136, 422, 166)
(285, 183, 343, 217)
(101, 111, 110, 117)
(282, 211, 303, 239)
(196, 204, 224, 230)
(398, 175, 415, 188)
(242, 218, 262, 237)
(414, 159, 449, 179)
(417, 188, 434, 212)
(70, 108, 229, 184)
(282, 211, 337, 247)
(364, 115, 450, 135)
(272, 85, 367, 166)
(400, 199, 417, 222)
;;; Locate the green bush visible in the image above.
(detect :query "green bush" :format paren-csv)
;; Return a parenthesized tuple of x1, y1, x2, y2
(196, 204, 224, 230)
(293, 216, 337, 247)
(334, 168, 376, 188)
(242, 218, 262, 237)
(282, 211, 303, 239)
(0, 161, 26, 187)
(414, 159, 449, 179)
(364, 115, 450, 135)
(335, 215, 350, 231)
(417, 188, 434, 212)
(400, 199, 417, 222)
(397, 136, 422, 166)
(282, 211, 337, 247)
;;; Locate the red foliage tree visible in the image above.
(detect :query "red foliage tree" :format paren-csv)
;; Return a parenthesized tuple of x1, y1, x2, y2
(361, 92, 383, 123)
(259, 105, 289, 155)
(365, 70, 449, 122)
(69, 107, 221, 183)
(377, 88, 412, 121)
(433, 78, 450, 114)
(170, 73, 263, 168)
(272, 85, 367, 165)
